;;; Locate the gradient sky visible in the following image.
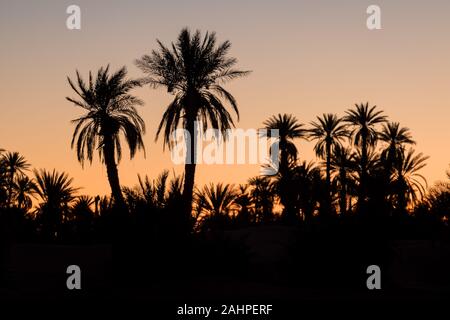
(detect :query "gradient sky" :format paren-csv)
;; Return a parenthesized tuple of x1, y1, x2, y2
(1, 0, 449, 197)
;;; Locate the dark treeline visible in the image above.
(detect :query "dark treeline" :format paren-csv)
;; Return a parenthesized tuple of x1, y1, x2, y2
(1, 28, 449, 295)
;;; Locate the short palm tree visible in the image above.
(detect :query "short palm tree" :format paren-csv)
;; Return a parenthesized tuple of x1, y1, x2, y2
(390, 149, 429, 212)
(66, 65, 145, 209)
(0, 151, 30, 207)
(234, 184, 252, 224)
(33, 169, 79, 238)
(70, 195, 95, 223)
(248, 176, 274, 223)
(308, 113, 348, 206)
(196, 183, 237, 229)
(135, 28, 250, 217)
(344, 103, 387, 204)
(14, 175, 36, 211)
(137, 170, 169, 209)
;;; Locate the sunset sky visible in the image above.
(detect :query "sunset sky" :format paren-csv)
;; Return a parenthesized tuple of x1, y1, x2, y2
(1, 0, 449, 197)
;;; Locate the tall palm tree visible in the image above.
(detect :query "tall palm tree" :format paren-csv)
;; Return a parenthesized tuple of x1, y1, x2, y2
(308, 113, 348, 208)
(344, 103, 387, 205)
(66, 65, 145, 209)
(263, 114, 306, 220)
(135, 28, 250, 217)
(33, 169, 79, 238)
(0, 151, 30, 207)
(379, 122, 415, 167)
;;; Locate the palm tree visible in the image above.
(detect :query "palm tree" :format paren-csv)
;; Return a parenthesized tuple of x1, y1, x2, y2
(289, 161, 323, 221)
(72, 195, 95, 214)
(308, 113, 348, 210)
(330, 146, 356, 216)
(344, 103, 387, 205)
(248, 176, 274, 223)
(390, 149, 428, 213)
(0, 153, 7, 207)
(379, 122, 415, 167)
(424, 165, 450, 221)
(66, 65, 145, 209)
(70, 195, 95, 228)
(263, 114, 306, 220)
(263, 114, 306, 176)
(135, 28, 250, 217)
(0, 151, 30, 207)
(195, 183, 237, 230)
(234, 184, 252, 225)
(33, 169, 79, 239)
(137, 170, 169, 209)
(14, 175, 36, 211)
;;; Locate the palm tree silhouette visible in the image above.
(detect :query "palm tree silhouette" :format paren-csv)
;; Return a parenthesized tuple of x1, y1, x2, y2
(248, 176, 274, 223)
(66, 65, 145, 209)
(137, 171, 169, 210)
(14, 175, 36, 211)
(330, 146, 356, 216)
(0, 151, 30, 208)
(390, 149, 428, 213)
(33, 169, 79, 239)
(195, 183, 237, 229)
(263, 114, 306, 220)
(379, 122, 415, 168)
(234, 184, 252, 225)
(135, 28, 250, 217)
(308, 113, 348, 212)
(263, 114, 305, 175)
(344, 103, 386, 206)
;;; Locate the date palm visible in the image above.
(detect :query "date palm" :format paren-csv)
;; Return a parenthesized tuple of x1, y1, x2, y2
(379, 122, 415, 167)
(14, 175, 36, 211)
(196, 183, 236, 216)
(263, 114, 306, 176)
(330, 146, 356, 216)
(196, 183, 237, 229)
(344, 103, 387, 205)
(66, 65, 145, 209)
(248, 176, 274, 223)
(263, 114, 306, 220)
(390, 149, 428, 213)
(136, 28, 250, 217)
(33, 169, 79, 238)
(1, 151, 30, 207)
(308, 114, 348, 208)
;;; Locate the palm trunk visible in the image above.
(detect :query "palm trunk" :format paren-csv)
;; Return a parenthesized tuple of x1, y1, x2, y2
(326, 141, 332, 212)
(7, 171, 14, 208)
(359, 130, 368, 210)
(279, 138, 293, 221)
(339, 169, 347, 216)
(103, 136, 126, 210)
(182, 117, 197, 220)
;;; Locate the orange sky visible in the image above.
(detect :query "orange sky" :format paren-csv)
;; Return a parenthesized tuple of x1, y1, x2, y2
(1, 0, 449, 197)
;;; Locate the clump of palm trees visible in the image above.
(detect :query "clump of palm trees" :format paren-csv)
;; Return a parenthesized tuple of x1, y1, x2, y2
(0, 28, 448, 242)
